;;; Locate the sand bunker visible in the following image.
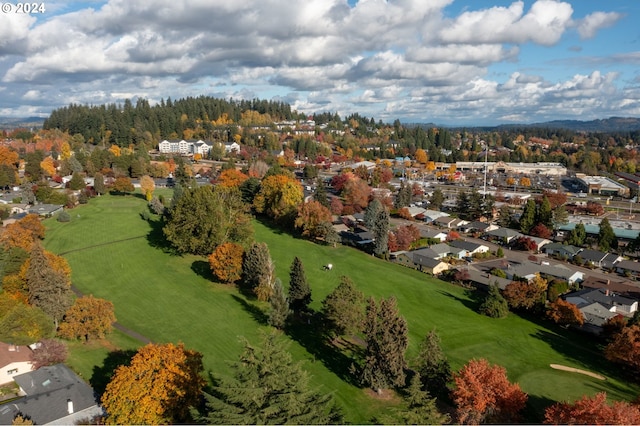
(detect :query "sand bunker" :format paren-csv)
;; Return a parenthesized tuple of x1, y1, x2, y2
(550, 364, 606, 380)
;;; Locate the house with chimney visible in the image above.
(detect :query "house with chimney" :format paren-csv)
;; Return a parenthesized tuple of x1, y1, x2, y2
(0, 364, 102, 424)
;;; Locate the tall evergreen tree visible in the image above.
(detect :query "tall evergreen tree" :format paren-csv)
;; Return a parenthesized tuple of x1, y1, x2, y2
(68, 172, 86, 190)
(196, 332, 342, 425)
(479, 284, 509, 318)
(552, 204, 569, 229)
(538, 196, 553, 228)
(372, 208, 390, 257)
(242, 242, 275, 301)
(455, 190, 470, 218)
(567, 222, 586, 246)
(363, 198, 383, 230)
(467, 188, 484, 221)
(268, 279, 290, 330)
(378, 373, 450, 425)
(414, 329, 451, 396)
(497, 205, 513, 228)
(26, 243, 74, 328)
(519, 199, 537, 234)
(361, 296, 408, 393)
(429, 189, 445, 210)
(288, 257, 311, 314)
(93, 172, 105, 195)
(598, 217, 616, 251)
(394, 181, 412, 209)
(313, 176, 329, 208)
(321, 276, 365, 339)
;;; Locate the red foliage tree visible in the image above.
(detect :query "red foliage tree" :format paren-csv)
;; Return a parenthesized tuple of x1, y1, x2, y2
(30, 338, 68, 369)
(512, 236, 538, 251)
(585, 201, 605, 216)
(342, 177, 371, 212)
(542, 190, 568, 209)
(330, 172, 353, 192)
(395, 225, 421, 251)
(503, 277, 547, 310)
(397, 207, 413, 220)
(446, 230, 461, 242)
(530, 223, 552, 239)
(544, 392, 640, 425)
(330, 197, 344, 215)
(387, 232, 399, 252)
(451, 358, 527, 424)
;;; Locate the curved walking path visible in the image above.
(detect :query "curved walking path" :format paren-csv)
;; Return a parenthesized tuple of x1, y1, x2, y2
(550, 364, 607, 380)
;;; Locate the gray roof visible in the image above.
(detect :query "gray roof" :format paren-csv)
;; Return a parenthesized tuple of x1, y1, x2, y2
(420, 229, 447, 239)
(542, 242, 582, 256)
(568, 288, 637, 310)
(413, 254, 446, 269)
(0, 364, 100, 425)
(487, 227, 522, 238)
(429, 243, 452, 256)
(460, 267, 513, 290)
(449, 240, 487, 252)
(411, 247, 440, 259)
(509, 262, 582, 282)
(579, 302, 617, 327)
(579, 249, 608, 263)
(616, 260, 640, 273)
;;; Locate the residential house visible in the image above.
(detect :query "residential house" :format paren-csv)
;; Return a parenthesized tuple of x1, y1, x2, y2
(28, 204, 63, 217)
(224, 141, 241, 153)
(420, 229, 448, 242)
(458, 266, 513, 291)
(448, 240, 490, 257)
(578, 302, 619, 332)
(422, 210, 450, 224)
(427, 243, 453, 259)
(413, 254, 450, 275)
(485, 227, 523, 244)
(542, 242, 582, 259)
(566, 288, 638, 316)
(527, 236, 552, 250)
(507, 261, 583, 285)
(0, 342, 33, 385)
(578, 249, 623, 269)
(460, 221, 499, 234)
(405, 206, 427, 219)
(615, 260, 640, 279)
(0, 364, 103, 425)
(581, 276, 640, 299)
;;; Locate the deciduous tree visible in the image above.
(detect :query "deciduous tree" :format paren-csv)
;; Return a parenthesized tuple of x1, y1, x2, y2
(40, 156, 56, 177)
(68, 172, 86, 190)
(111, 176, 134, 194)
(195, 332, 342, 425)
(294, 200, 332, 239)
(451, 358, 527, 424)
(217, 168, 249, 188)
(208, 242, 244, 284)
(547, 299, 584, 327)
(605, 324, 640, 374)
(58, 295, 116, 341)
(30, 338, 67, 368)
(343, 176, 371, 212)
(288, 257, 311, 314)
(544, 392, 640, 425)
(164, 186, 253, 255)
(0, 214, 45, 251)
(503, 275, 547, 311)
(102, 343, 205, 425)
(361, 296, 408, 393)
(253, 174, 303, 221)
(0, 302, 54, 345)
(139, 175, 155, 201)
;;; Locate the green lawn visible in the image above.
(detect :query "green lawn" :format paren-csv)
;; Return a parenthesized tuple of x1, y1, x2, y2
(43, 193, 639, 423)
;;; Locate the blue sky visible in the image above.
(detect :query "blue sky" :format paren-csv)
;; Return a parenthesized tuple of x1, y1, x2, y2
(0, 0, 638, 126)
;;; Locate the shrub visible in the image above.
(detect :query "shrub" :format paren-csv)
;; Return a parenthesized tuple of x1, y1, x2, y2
(57, 210, 70, 222)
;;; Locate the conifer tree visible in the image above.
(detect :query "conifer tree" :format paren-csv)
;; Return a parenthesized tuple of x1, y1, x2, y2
(598, 217, 616, 251)
(313, 176, 329, 208)
(288, 257, 311, 314)
(242, 242, 275, 301)
(363, 198, 383, 230)
(479, 284, 509, 318)
(372, 208, 389, 257)
(361, 296, 408, 393)
(519, 199, 537, 234)
(93, 172, 105, 195)
(378, 373, 450, 425)
(321, 276, 365, 339)
(196, 332, 342, 425)
(68, 172, 86, 190)
(414, 329, 451, 396)
(567, 222, 586, 246)
(268, 279, 290, 330)
(26, 243, 74, 328)
(538, 196, 553, 228)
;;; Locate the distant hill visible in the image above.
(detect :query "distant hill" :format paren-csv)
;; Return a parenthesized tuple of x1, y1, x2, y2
(0, 116, 46, 129)
(497, 117, 640, 132)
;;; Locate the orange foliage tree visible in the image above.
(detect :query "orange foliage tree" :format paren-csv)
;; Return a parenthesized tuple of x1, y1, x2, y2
(0, 146, 19, 166)
(294, 200, 332, 239)
(544, 392, 640, 425)
(547, 299, 584, 326)
(503, 274, 548, 311)
(217, 168, 249, 188)
(208, 242, 244, 284)
(605, 324, 640, 374)
(101, 343, 205, 425)
(451, 358, 527, 424)
(0, 214, 45, 251)
(111, 176, 134, 194)
(58, 295, 116, 341)
(342, 177, 371, 212)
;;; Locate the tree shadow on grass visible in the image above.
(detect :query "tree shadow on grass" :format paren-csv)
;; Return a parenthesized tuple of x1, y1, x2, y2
(145, 217, 177, 254)
(231, 294, 268, 325)
(285, 312, 363, 387)
(191, 260, 215, 281)
(90, 348, 138, 397)
(435, 289, 482, 313)
(524, 394, 556, 424)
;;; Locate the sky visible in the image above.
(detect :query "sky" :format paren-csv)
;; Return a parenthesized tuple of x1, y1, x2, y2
(0, 0, 638, 126)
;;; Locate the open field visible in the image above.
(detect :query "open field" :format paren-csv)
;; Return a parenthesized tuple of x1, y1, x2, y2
(43, 193, 639, 423)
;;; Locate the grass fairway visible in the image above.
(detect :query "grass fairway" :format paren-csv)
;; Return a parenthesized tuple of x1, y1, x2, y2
(44, 194, 639, 423)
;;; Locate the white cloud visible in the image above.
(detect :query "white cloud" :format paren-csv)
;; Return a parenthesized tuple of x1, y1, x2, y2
(576, 11, 624, 39)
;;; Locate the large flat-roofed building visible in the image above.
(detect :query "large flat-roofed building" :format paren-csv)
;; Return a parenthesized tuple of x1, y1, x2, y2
(436, 161, 567, 176)
(575, 174, 630, 197)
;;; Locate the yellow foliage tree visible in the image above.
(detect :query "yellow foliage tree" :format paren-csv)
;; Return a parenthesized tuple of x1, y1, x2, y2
(414, 149, 428, 164)
(40, 156, 56, 177)
(253, 174, 304, 221)
(101, 343, 205, 425)
(59, 141, 72, 161)
(109, 144, 121, 157)
(519, 177, 531, 187)
(139, 175, 155, 201)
